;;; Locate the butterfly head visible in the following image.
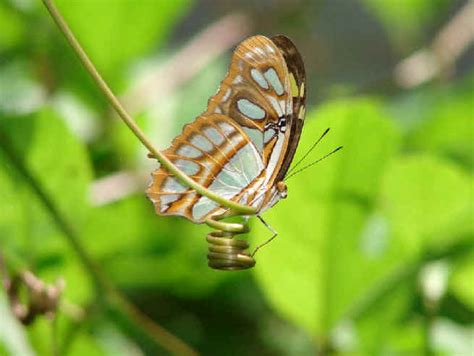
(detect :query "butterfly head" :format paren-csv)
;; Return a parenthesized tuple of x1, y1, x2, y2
(276, 181, 287, 199)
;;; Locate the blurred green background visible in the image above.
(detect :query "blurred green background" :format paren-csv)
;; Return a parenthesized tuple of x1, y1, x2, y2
(0, 0, 473, 355)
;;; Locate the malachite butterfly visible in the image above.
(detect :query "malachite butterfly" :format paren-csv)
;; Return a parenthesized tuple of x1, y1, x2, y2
(146, 35, 306, 224)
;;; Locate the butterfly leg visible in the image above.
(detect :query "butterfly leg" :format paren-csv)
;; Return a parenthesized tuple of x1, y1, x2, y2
(251, 215, 278, 257)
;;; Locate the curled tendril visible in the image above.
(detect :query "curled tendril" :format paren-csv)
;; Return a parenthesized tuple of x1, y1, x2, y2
(205, 213, 255, 270)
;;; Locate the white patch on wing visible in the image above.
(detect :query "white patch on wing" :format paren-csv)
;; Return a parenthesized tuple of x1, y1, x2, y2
(203, 126, 224, 145)
(228, 143, 264, 185)
(264, 131, 285, 180)
(217, 121, 235, 136)
(264, 128, 276, 144)
(280, 99, 291, 114)
(243, 127, 263, 152)
(190, 134, 213, 152)
(223, 88, 232, 101)
(233, 75, 243, 84)
(264, 68, 284, 95)
(177, 145, 201, 159)
(161, 194, 180, 205)
(267, 95, 283, 117)
(174, 159, 200, 176)
(192, 196, 219, 220)
(250, 68, 269, 89)
(163, 178, 187, 193)
(237, 99, 266, 120)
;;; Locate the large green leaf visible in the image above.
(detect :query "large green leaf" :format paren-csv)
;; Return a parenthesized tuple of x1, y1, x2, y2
(253, 98, 400, 337)
(52, 0, 192, 84)
(380, 155, 472, 254)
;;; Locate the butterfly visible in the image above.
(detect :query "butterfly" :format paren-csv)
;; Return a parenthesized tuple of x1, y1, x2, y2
(146, 35, 306, 225)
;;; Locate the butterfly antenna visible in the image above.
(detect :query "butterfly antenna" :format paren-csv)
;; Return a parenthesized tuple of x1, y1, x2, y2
(286, 128, 330, 176)
(285, 146, 343, 180)
(251, 215, 278, 257)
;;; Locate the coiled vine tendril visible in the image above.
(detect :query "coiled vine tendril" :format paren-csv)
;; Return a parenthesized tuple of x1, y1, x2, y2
(205, 213, 255, 270)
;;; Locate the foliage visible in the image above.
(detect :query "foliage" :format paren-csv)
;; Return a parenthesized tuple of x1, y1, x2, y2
(0, 0, 472, 355)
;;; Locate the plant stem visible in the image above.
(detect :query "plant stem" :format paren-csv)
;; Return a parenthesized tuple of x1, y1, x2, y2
(0, 131, 197, 355)
(41, 0, 256, 217)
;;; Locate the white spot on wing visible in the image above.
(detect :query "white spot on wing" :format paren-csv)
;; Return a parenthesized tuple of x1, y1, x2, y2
(237, 99, 266, 120)
(161, 194, 180, 205)
(190, 134, 213, 152)
(203, 126, 224, 145)
(177, 145, 201, 158)
(218, 121, 235, 136)
(265, 132, 285, 181)
(232, 75, 243, 84)
(267, 95, 283, 117)
(264, 128, 276, 144)
(223, 88, 232, 101)
(174, 159, 200, 176)
(192, 196, 219, 220)
(243, 127, 263, 152)
(250, 68, 269, 89)
(163, 178, 187, 193)
(264, 68, 284, 95)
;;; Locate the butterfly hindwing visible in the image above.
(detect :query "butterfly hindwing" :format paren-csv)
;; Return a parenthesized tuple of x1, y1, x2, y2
(146, 114, 265, 223)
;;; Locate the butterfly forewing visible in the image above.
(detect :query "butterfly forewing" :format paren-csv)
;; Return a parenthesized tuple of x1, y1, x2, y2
(147, 35, 306, 223)
(205, 36, 292, 173)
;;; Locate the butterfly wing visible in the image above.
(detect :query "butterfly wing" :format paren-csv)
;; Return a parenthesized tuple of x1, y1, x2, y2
(205, 35, 293, 182)
(146, 114, 266, 223)
(270, 35, 306, 183)
(147, 35, 306, 222)
(205, 35, 306, 209)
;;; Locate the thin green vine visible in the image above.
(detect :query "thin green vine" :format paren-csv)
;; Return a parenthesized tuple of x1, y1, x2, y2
(41, 0, 256, 217)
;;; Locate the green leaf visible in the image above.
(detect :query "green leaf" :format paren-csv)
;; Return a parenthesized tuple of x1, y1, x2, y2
(293, 98, 399, 201)
(253, 98, 400, 337)
(53, 0, 192, 84)
(380, 155, 472, 254)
